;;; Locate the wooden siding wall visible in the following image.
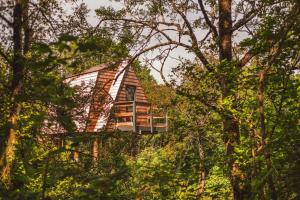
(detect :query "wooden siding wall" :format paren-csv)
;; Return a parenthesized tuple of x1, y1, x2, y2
(116, 67, 148, 103)
(86, 69, 117, 132)
(114, 67, 149, 127)
(76, 66, 150, 131)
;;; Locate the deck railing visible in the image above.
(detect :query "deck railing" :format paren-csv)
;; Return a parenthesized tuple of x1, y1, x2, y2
(112, 101, 167, 133)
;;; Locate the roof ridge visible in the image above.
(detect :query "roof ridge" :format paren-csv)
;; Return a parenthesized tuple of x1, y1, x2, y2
(65, 61, 126, 78)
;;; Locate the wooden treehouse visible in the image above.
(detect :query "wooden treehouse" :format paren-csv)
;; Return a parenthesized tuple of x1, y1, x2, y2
(64, 61, 168, 134)
(44, 61, 168, 161)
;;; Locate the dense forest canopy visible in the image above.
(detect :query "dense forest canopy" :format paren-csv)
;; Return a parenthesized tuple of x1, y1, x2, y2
(0, 0, 299, 199)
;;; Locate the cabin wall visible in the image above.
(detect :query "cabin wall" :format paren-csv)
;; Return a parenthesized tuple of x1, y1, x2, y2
(79, 66, 150, 132)
(109, 67, 150, 128)
(86, 69, 117, 132)
(116, 67, 148, 103)
(49, 64, 155, 134)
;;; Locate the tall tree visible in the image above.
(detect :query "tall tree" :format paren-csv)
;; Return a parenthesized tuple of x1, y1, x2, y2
(0, 0, 28, 184)
(96, 0, 300, 199)
(0, 0, 90, 185)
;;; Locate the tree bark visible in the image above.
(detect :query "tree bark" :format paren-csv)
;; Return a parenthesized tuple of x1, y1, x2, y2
(258, 71, 277, 200)
(0, 0, 24, 184)
(73, 143, 79, 162)
(197, 137, 206, 197)
(219, 0, 232, 61)
(218, 0, 251, 199)
(91, 138, 99, 163)
(41, 157, 50, 200)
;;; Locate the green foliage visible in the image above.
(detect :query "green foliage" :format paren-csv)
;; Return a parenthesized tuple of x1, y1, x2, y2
(129, 144, 199, 200)
(1, 0, 299, 199)
(204, 166, 232, 199)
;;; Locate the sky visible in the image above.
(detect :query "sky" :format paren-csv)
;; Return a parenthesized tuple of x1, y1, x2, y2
(83, 0, 122, 26)
(81, 0, 191, 83)
(67, 1, 251, 83)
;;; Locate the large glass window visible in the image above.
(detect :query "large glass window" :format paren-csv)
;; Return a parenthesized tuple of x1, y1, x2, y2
(126, 85, 136, 101)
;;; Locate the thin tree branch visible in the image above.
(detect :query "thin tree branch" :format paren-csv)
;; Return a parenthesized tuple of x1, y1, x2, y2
(28, 2, 59, 38)
(0, 13, 13, 26)
(232, 6, 260, 32)
(238, 49, 255, 67)
(197, 0, 218, 38)
(170, 1, 210, 68)
(111, 41, 190, 84)
(200, 30, 212, 45)
(0, 47, 11, 63)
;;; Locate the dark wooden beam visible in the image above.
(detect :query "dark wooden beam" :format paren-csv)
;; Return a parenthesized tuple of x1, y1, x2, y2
(132, 100, 137, 132)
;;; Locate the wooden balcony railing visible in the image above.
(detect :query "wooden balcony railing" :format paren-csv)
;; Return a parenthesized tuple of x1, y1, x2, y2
(111, 101, 168, 133)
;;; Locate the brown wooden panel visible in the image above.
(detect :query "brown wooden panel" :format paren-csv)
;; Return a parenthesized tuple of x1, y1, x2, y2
(86, 68, 117, 132)
(84, 66, 151, 132)
(118, 88, 146, 94)
(114, 112, 133, 117)
(116, 66, 148, 103)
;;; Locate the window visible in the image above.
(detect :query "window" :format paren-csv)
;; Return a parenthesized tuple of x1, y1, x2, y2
(126, 105, 133, 112)
(126, 85, 136, 101)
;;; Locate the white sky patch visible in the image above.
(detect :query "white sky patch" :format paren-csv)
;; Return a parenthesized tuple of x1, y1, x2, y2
(82, 1, 249, 84)
(84, 0, 123, 26)
(82, 0, 191, 84)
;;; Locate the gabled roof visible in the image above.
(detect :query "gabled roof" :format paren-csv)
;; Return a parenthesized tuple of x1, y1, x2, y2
(66, 63, 110, 78)
(65, 61, 129, 132)
(43, 60, 157, 135)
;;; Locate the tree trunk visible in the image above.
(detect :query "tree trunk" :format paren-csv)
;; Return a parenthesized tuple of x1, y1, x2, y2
(219, 0, 232, 61)
(197, 137, 206, 197)
(73, 143, 79, 162)
(91, 138, 99, 163)
(218, 0, 251, 198)
(258, 71, 277, 200)
(23, 0, 30, 54)
(0, 0, 24, 184)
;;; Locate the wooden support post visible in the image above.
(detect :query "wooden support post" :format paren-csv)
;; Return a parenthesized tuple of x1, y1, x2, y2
(92, 138, 99, 163)
(133, 101, 137, 132)
(165, 112, 168, 132)
(56, 137, 63, 148)
(150, 106, 154, 133)
(73, 143, 79, 162)
(131, 132, 136, 156)
(60, 138, 64, 148)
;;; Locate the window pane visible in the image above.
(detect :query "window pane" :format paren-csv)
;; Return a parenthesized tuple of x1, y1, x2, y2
(126, 85, 136, 101)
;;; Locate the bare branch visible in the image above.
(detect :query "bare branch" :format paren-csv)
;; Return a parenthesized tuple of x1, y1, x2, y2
(159, 47, 172, 85)
(197, 0, 218, 38)
(28, 2, 59, 38)
(103, 18, 180, 29)
(170, 1, 210, 68)
(0, 13, 13, 26)
(232, 7, 260, 32)
(0, 45, 11, 64)
(103, 16, 210, 70)
(113, 41, 191, 82)
(200, 30, 212, 45)
(238, 49, 255, 67)
(147, 46, 173, 85)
